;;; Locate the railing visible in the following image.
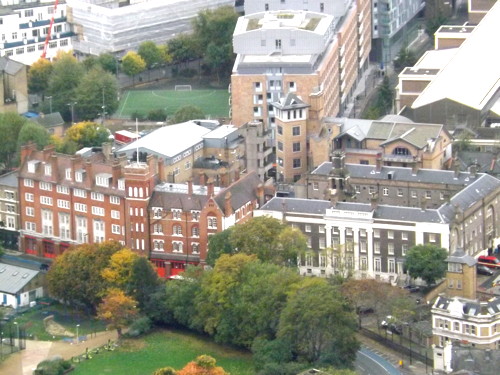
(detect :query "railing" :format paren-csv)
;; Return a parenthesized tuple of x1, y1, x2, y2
(360, 327, 433, 368)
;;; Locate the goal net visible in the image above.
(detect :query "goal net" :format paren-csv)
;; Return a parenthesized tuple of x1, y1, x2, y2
(174, 85, 192, 91)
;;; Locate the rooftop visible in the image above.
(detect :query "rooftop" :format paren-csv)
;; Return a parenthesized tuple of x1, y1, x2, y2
(411, 1, 500, 110)
(0, 262, 39, 294)
(236, 10, 331, 34)
(117, 121, 211, 159)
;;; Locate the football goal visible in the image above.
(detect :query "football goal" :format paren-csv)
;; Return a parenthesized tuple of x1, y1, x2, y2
(174, 85, 192, 91)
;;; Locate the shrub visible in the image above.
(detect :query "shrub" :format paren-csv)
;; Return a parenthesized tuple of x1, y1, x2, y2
(147, 109, 167, 122)
(126, 316, 152, 337)
(34, 356, 72, 375)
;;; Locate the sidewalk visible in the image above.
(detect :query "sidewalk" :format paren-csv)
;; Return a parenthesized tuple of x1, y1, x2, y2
(358, 333, 432, 375)
(0, 330, 119, 375)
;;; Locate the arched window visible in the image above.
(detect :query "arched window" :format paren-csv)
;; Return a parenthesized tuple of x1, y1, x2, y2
(173, 225, 182, 235)
(192, 243, 199, 254)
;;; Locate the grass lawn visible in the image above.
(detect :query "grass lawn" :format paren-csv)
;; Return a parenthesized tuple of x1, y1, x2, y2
(13, 304, 106, 341)
(71, 329, 255, 375)
(115, 89, 230, 120)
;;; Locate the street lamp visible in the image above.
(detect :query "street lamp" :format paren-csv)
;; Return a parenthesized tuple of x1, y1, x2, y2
(46, 96, 53, 114)
(13, 322, 19, 349)
(67, 102, 77, 124)
(76, 324, 80, 344)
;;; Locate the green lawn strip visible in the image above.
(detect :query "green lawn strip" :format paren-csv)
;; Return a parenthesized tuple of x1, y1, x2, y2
(13, 305, 105, 342)
(115, 89, 230, 119)
(71, 329, 255, 375)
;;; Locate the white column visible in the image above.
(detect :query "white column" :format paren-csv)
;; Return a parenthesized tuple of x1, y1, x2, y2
(366, 228, 374, 277)
(352, 228, 360, 276)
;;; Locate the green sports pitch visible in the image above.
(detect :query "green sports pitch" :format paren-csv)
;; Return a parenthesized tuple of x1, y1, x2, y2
(115, 89, 230, 119)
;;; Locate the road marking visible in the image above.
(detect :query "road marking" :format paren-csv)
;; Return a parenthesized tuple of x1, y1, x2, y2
(358, 349, 401, 375)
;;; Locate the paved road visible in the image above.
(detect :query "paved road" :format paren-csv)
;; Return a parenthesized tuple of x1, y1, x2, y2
(356, 347, 401, 375)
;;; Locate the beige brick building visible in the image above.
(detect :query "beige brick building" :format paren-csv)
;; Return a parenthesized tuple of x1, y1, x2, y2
(230, 3, 371, 132)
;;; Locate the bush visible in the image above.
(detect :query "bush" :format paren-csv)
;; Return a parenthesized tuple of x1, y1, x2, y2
(126, 316, 152, 337)
(147, 109, 167, 122)
(34, 356, 72, 375)
(130, 111, 146, 122)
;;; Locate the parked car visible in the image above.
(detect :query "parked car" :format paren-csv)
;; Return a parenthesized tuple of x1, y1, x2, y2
(477, 264, 494, 276)
(381, 316, 402, 335)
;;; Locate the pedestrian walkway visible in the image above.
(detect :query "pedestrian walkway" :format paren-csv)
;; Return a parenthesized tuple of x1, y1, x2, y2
(358, 333, 431, 375)
(0, 330, 119, 375)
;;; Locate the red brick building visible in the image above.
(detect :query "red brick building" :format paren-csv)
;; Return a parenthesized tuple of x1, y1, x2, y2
(17, 143, 159, 258)
(149, 172, 270, 278)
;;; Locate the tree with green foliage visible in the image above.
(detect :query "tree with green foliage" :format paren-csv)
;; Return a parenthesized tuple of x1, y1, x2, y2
(47, 52, 85, 121)
(167, 34, 201, 66)
(375, 76, 394, 115)
(0, 112, 28, 169)
(0, 244, 4, 258)
(33, 357, 72, 375)
(138, 41, 166, 69)
(121, 51, 146, 79)
(172, 105, 205, 124)
(98, 53, 119, 74)
(454, 131, 473, 152)
(75, 67, 119, 121)
(405, 244, 448, 285)
(82, 55, 98, 71)
(147, 109, 167, 122)
(229, 216, 307, 266)
(28, 58, 53, 96)
(393, 46, 417, 72)
(177, 355, 229, 375)
(47, 241, 123, 311)
(278, 278, 359, 367)
(206, 227, 235, 267)
(363, 106, 381, 120)
(126, 256, 162, 316)
(192, 6, 238, 80)
(17, 122, 51, 155)
(97, 288, 139, 338)
(164, 266, 204, 328)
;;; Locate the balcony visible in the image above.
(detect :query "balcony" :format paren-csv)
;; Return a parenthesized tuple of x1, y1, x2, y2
(382, 154, 418, 164)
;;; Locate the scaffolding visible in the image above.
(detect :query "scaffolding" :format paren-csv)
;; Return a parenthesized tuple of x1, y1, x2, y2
(66, 0, 235, 56)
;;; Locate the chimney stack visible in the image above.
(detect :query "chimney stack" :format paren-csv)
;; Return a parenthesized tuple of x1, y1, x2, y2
(375, 153, 382, 173)
(42, 144, 55, 161)
(420, 197, 427, 211)
(20, 142, 37, 165)
(50, 154, 58, 180)
(207, 177, 214, 197)
(411, 162, 418, 176)
(158, 157, 165, 182)
(453, 158, 460, 179)
(224, 191, 232, 216)
(199, 172, 206, 187)
(469, 164, 477, 178)
(112, 160, 121, 186)
(85, 159, 93, 184)
(187, 178, 193, 196)
(102, 142, 112, 161)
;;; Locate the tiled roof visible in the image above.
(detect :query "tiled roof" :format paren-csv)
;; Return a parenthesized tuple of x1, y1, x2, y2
(31, 113, 64, 128)
(260, 197, 331, 215)
(214, 172, 261, 210)
(446, 248, 476, 266)
(0, 170, 18, 188)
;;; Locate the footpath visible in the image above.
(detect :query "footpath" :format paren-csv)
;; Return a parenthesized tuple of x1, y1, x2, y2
(0, 330, 119, 375)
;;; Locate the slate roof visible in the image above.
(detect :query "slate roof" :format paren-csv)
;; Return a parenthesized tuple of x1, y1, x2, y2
(312, 162, 477, 186)
(451, 346, 500, 375)
(260, 197, 331, 215)
(272, 93, 310, 110)
(150, 172, 261, 213)
(214, 172, 261, 211)
(261, 198, 445, 223)
(0, 170, 18, 188)
(31, 113, 64, 128)
(433, 295, 500, 316)
(457, 151, 500, 176)
(0, 56, 25, 75)
(439, 174, 500, 220)
(0, 263, 39, 294)
(446, 248, 476, 267)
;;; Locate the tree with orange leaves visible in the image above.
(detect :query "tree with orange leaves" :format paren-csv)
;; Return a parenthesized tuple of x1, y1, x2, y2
(177, 355, 229, 375)
(97, 288, 138, 338)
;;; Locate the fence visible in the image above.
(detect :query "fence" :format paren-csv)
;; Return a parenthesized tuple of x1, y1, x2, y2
(360, 327, 433, 368)
(0, 322, 26, 359)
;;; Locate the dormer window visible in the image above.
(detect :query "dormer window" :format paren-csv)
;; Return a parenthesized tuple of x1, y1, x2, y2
(44, 164, 52, 176)
(65, 168, 72, 180)
(27, 160, 39, 173)
(96, 173, 112, 187)
(448, 262, 463, 273)
(75, 170, 84, 182)
(118, 179, 125, 190)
